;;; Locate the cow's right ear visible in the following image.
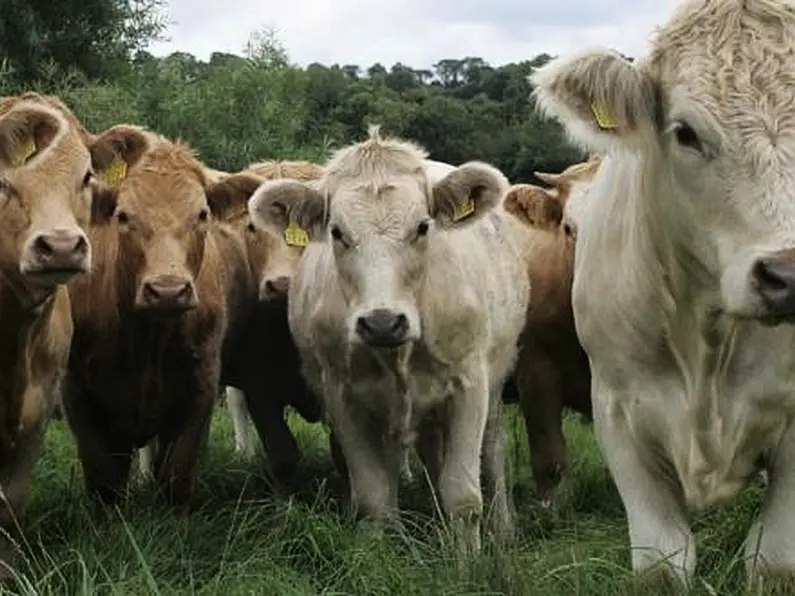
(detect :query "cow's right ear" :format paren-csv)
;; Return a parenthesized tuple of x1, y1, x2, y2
(91, 185, 118, 225)
(89, 124, 155, 187)
(206, 172, 264, 221)
(247, 179, 327, 245)
(530, 48, 659, 152)
(503, 184, 563, 231)
(0, 101, 62, 169)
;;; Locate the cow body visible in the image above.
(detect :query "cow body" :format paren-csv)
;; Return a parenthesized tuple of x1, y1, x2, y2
(533, 0, 795, 589)
(0, 93, 93, 572)
(64, 127, 251, 509)
(248, 126, 529, 553)
(502, 157, 599, 506)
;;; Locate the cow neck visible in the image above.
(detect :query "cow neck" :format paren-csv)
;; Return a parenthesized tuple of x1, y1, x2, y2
(0, 275, 55, 454)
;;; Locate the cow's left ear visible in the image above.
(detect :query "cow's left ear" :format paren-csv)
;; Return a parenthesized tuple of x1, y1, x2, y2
(206, 172, 264, 221)
(430, 161, 509, 229)
(247, 179, 327, 244)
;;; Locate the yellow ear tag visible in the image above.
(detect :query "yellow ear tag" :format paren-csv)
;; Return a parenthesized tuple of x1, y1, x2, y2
(10, 138, 36, 167)
(452, 199, 475, 221)
(284, 220, 308, 247)
(591, 102, 617, 130)
(101, 157, 127, 186)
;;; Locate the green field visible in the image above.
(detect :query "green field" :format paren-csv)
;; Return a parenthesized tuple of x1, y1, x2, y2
(10, 407, 766, 595)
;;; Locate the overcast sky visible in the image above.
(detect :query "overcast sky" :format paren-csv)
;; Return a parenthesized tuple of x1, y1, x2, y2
(149, 1, 680, 69)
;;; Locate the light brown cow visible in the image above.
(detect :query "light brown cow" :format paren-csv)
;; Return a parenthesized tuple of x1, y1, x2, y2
(247, 126, 529, 553)
(0, 92, 93, 573)
(206, 159, 324, 483)
(501, 155, 600, 507)
(63, 126, 258, 509)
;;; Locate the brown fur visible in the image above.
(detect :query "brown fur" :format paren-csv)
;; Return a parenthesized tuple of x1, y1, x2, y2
(246, 160, 324, 182)
(503, 162, 596, 505)
(0, 93, 93, 575)
(207, 160, 325, 483)
(64, 125, 249, 509)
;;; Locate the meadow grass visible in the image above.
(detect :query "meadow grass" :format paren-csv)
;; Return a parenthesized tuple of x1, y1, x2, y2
(3, 407, 768, 595)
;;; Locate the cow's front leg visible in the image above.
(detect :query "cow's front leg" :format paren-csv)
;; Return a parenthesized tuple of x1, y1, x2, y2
(330, 388, 401, 528)
(594, 380, 694, 589)
(155, 358, 217, 512)
(481, 386, 515, 544)
(440, 359, 489, 556)
(745, 423, 795, 593)
(225, 386, 255, 459)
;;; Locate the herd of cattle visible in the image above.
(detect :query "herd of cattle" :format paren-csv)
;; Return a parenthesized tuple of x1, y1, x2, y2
(4, 0, 795, 591)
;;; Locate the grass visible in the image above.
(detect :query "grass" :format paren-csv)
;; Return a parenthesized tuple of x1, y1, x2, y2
(2, 407, 768, 595)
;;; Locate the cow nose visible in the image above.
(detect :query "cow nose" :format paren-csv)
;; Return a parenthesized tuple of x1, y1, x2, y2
(141, 275, 195, 309)
(31, 230, 89, 270)
(752, 256, 795, 315)
(355, 308, 409, 347)
(259, 276, 290, 300)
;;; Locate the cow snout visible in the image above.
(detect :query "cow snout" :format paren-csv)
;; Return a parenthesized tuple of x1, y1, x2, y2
(22, 229, 90, 282)
(259, 276, 290, 301)
(752, 256, 795, 316)
(355, 308, 410, 347)
(139, 275, 196, 312)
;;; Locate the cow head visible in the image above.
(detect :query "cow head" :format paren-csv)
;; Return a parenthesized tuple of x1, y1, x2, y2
(206, 161, 325, 302)
(248, 126, 508, 348)
(531, 1, 795, 323)
(0, 94, 92, 297)
(504, 183, 579, 247)
(89, 125, 212, 314)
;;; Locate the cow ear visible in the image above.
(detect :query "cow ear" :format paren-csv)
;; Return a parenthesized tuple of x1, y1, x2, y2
(503, 185, 562, 230)
(430, 161, 508, 229)
(530, 48, 660, 152)
(247, 179, 327, 245)
(0, 100, 62, 169)
(91, 185, 118, 225)
(89, 124, 155, 187)
(206, 172, 264, 221)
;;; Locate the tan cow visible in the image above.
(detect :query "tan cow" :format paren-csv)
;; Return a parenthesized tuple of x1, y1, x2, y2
(247, 125, 529, 553)
(0, 92, 93, 573)
(501, 155, 600, 507)
(206, 159, 324, 482)
(532, 0, 795, 590)
(63, 126, 258, 509)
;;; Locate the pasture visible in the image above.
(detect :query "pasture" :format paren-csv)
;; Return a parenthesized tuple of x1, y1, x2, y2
(10, 406, 765, 595)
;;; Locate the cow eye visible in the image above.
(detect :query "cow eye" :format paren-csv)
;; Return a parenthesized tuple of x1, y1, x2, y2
(247, 222, 256, 233)
(416, 220, 430, 237)
(331, 225, 351, 248)
(198, 208, 209, 222)
(673, 121, 702, 151)
(563, 223, 573, 236)
(82, 170, 93, 187)
(116, 210, 129, 224)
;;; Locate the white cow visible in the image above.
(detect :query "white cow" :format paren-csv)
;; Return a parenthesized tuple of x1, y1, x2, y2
(532, 0, 795, 590)
(247, 126, 529, 553)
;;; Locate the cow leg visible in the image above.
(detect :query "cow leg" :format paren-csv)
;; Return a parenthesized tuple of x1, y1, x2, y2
(517, 357, 568, 506)
(243, 381, 301, 486)
(481, 388, 515, 544)
(439, 360, 489, 556)
(0, 425, 47, 579)
(225, 386, 255, 459)
(137, 439, 156, 479)
(745, 423, 795, 592)
(417, 420, 444, 515)
(594, 382, 694, 588)
(154, 363, 216, 511)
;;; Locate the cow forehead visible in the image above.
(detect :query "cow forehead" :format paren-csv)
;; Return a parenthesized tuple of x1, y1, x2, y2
(649, 1, 795, 151)
(118, 172, 207, 221)
(331, 176, 428, 222)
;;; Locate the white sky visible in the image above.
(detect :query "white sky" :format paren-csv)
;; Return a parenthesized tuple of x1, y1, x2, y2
(149, 0, 681, 68)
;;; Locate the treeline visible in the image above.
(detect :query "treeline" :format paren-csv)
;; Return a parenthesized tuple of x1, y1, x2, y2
(0, 2, 587, 181)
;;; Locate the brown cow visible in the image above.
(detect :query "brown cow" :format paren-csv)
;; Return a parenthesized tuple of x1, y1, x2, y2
(0, 92, 92, 572)
(206, 160, 324, 483)
(502, 155, 600, 507)
(63, 125, 258, 509)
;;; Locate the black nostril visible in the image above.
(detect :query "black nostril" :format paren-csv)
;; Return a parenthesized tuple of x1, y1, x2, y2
(753, 260, 788, 292)
(34, 236, 54, 257)
(143, 283, 160, 300)
(176, 284, 191, 300)
(74, 235, 88, 256)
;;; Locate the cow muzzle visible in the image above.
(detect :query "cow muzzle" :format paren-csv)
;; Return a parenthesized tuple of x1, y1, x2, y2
(20, 229, 91, 285)
(137, 274, 197, 313)
(751, 250, 795, 318)
(259, 275, 290, 301)
(355, 308, 410, 348)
